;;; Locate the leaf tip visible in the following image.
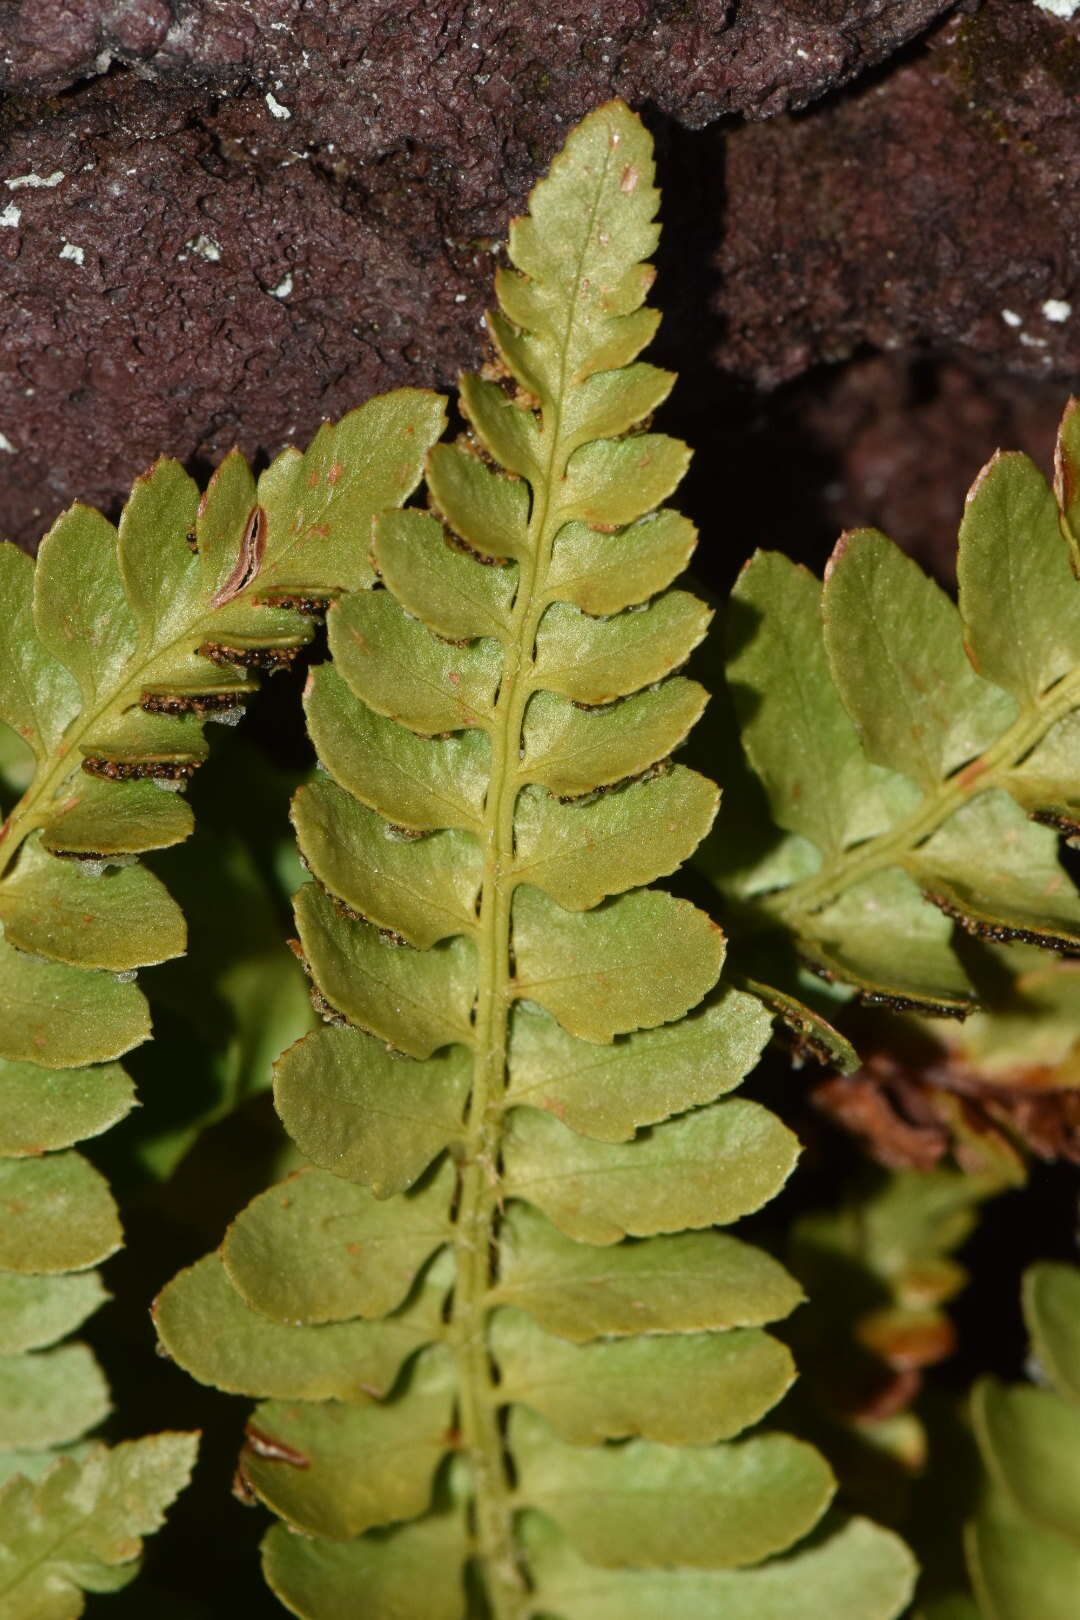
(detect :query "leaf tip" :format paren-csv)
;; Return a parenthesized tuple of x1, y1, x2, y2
(823, 530, 851, 583)
(965, 447, 1006, 509)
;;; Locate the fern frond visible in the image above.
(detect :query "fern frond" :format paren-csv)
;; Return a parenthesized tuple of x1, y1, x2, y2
(717, 421, 1080, 1040)
(0, 393, 444, 1583)
(156, 102, 915, 1619)
(967, 1261, 1080, 1619)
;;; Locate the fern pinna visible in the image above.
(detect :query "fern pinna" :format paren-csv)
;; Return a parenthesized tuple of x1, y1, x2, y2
(709, 400, 1080, 1066)
(0, 392, 444, 1609)
(155, 102, 914, 1619)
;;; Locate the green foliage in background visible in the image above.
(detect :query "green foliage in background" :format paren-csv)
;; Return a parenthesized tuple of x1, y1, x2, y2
(967, 1261, 1080, 1619)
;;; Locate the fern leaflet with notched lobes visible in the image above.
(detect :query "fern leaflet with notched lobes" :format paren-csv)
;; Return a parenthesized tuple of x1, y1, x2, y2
(0, 390, 444, 1605)
(967, 1261, 1080, 1620)
(709, 415, 1080, 1061)
(0, 1434, 199, 1614)
(156, 102, 915, 1619)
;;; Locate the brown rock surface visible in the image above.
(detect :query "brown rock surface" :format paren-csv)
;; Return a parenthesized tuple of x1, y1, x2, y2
(0, 0, 1077, 567)
(1, 1, 954, 122)
(0, 73, 493, 550)
(715, 2, 1080, 387)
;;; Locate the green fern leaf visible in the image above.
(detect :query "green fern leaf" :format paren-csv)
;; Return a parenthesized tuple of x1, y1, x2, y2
(719, 428, 1080, 1026)
(0, 1058, 134, 1155)
(491, 1201, 804, 1340)
(156, 101, 914, 1618)
(501, 1101, 798, 1243)
(489, 1308, 795, 1445)
(958, 451, 1080, 701)
(824, 530, 1015, 788)
(0, 1156, 121, 1273)
(294, 775, 481, 946)
(967, 1261, 1080, 1619)
(504, 992, 766, 1141)
(0, 1344, 110, 1453)
(0, 1273, 107, 1357)
(221, 1162, 454, 1323)
(241, 1346, 456, 1540)
(274, 1024, 472, 1196)
(511, 1408, 834, 1569)
(262, 1502, 468, 1620)
(153, 1251, 448, 1402)
(517, 1512, 916, 1620)
(0, 391, 444, 1566)
(254, 394, 444, 599)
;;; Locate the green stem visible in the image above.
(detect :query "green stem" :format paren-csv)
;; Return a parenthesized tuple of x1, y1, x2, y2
(446, 139, 615, 1609)
(450, 633, 530, 1616)
(767, 666, 1080, 926)
(448, 462, 554, 1613)
(449, 413, 574, 1617)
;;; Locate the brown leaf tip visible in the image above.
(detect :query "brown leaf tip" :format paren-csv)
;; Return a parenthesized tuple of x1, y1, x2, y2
(210, 506, 268, 608)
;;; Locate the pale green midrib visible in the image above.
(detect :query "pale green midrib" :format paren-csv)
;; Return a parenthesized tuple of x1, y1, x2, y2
(767, 664, 1080, 927)
(447, 150, 619, 1620)
(0, 600, 291, 885)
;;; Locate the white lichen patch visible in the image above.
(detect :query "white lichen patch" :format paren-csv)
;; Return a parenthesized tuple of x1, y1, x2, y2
(0, 203, 20, 228)
(268, 272, 294, 299)
(1033, 0, 1080, 17)
(0, 432, 16, 454)
(186, 233, 223, 262)
(5, 170, 64, 190)
(1001, 309, 1023, 328)
(1043, 298, 1072, 322)
(266, 90, 292, 120)
(59, 240, 85, 265)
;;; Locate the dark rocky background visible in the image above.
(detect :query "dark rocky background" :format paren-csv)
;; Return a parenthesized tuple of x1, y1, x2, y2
(2, 0, 1078, 586)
